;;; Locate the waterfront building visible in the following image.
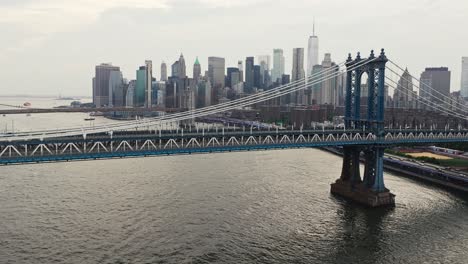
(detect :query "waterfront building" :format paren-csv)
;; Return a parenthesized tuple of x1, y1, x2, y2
(161, 62, 167, 82)
(93, 63, 120, 107)
(245, 57, 255, 93)
(461, 57, 468, 98)
(420, 67, 451, 108)
(272, 49, 285, 83)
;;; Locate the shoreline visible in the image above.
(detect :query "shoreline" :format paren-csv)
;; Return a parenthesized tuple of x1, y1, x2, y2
(323, 147, 468, 193)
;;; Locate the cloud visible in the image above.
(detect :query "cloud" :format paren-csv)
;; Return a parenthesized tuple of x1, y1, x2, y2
(0, 0, 169, 33)
(0, 0, 172, 56)
(0, 0, 268, 55)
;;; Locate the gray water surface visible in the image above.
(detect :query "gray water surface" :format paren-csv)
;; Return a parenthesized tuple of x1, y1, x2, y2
(1, 149, 467, 263)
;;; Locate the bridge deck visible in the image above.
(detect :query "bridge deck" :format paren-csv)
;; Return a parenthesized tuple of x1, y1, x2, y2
(1, 129, 467, 165)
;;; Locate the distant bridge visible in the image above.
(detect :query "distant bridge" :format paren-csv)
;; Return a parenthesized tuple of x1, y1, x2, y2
(0, 106, 183, 115)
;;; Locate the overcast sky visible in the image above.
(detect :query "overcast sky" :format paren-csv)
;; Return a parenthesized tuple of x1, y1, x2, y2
(0, 0, 467, 96)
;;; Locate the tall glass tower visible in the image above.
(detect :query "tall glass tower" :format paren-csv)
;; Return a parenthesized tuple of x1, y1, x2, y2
(461, 57, 468, 98)
(272, 49, 285, 83)
(307, 20, 319, 77)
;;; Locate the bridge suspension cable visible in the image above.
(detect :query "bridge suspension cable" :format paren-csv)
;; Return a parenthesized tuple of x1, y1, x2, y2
(76, 59, 372, 130)
(388, 60, 468, 112)
(6, 59, 372, 137)
(6, 61, 346, 137)
(385, 66, 467, 119)
(385, 67, 467, 121)
(386, 78, 466, 120)
(3, 58, 377, 141)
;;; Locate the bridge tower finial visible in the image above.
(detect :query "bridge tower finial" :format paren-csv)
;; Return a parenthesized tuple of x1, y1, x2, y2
(380, 48, 386, 57)
(370, 50, 375, 59)
(356, 52, 361, 60)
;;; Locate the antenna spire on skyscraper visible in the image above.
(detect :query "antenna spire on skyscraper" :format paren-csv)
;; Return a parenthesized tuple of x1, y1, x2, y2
(313, 17, 315, 36)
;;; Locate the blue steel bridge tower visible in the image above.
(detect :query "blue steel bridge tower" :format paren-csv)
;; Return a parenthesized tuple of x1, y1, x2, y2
(331, 49, 395, 207)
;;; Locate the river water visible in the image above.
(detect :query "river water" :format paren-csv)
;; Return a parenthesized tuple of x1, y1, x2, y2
(1, 97, 468, 263)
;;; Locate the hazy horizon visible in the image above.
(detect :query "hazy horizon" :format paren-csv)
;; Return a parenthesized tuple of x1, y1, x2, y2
(1, 0, 467, 96)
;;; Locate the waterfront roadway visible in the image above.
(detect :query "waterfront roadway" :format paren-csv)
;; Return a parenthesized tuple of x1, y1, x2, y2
(385, 153, 468, 180)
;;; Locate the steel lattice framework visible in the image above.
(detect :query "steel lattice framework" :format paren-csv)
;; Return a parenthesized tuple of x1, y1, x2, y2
(1, 129, 468, 165)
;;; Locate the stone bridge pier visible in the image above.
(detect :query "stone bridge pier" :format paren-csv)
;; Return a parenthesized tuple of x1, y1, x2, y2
(330, 49, 395, 207)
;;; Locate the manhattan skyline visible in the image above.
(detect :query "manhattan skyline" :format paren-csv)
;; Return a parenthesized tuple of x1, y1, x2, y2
(0, 0, 467, 96)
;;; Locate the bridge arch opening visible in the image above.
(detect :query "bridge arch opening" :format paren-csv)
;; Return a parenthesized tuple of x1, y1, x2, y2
(360, 71, 370, 120)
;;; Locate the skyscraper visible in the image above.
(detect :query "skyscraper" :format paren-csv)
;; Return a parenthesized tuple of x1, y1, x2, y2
(108, 70, 124, 107)
(161, 62, 167, 82)
(319, 53, 339, 106)
(254, 65, 263, 89)
(178, 54, 186, 79)
(461, 57, 468, 98)
(420, 67, 451, 107)
(258, 55, 271, 88)
(245, 57, 255, 93)
(292, 48, 305, 81)
(135, 66, 146, 107)
(226, 67, 239, 88)
(208, 57, 225, 104)
(171, 61, 180, 78)
(145, 60, 153, 108)
(193, 57, 201, 82)
(93, 63, 120, 107)
(257, 55, 271, 74)
(125, 80, 136, 108)
(238, 61, 244, 82)
(393, 68, 416, 109)
(292, 48, 305, 105)
(307, 21, 319, 77)
(272, 49, 285, 83)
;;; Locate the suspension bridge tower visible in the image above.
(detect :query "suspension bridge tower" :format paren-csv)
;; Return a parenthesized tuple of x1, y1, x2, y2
(331, 49, 395, 207)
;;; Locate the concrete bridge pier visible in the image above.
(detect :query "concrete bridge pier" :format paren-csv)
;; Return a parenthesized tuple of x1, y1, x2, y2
(331, 146, 395, 207)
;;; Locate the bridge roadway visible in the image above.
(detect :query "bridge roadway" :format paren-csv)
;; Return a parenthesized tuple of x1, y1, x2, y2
(1, 129, 468, 165)
(0, 106, 183, 115)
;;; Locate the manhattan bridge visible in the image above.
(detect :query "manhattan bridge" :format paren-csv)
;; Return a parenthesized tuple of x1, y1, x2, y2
(2, 49, 468, 207)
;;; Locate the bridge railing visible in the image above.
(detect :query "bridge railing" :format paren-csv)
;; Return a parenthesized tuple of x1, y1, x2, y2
(1, 130, 468, 164)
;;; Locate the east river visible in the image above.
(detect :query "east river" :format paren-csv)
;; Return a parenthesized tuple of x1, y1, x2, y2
(1, 97, 468, 263)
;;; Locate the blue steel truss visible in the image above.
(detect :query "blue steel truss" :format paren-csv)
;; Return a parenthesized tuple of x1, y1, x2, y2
(1, 129, 468, 165)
